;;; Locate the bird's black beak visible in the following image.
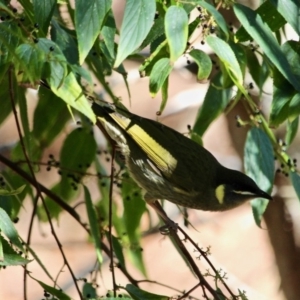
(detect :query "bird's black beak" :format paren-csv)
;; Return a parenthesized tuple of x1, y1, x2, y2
(258, 189, 273, 201)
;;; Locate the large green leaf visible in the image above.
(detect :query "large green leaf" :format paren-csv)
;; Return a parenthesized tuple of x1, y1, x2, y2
(50, 19, 78, 64)
(101, 11, 116, 60)
(0, 237, 31, 266)
(193, 73, 231, 137)
(0, 208, 24, 250)
(121, 174, 146, 276)
(189, 49, 212, 81)
(36, 280, 71, 300)
(0, 74, 16, 125)
(37, 38, 96, 122)
(16, 44, 45, 83)
(244, 128, 274, 226)
(0, 185, 25, 196)
(165, 5, 188, 62)
(290, 171, 300, 202)
(0, 21, 22, 66)
(269, 0, 300, 36)
(149, 57, 173, 96)
(245, 48, 269, 90)
(114, 0, 156, 67)
(285, 118, 299, 146)
(84, 186, 103, 264)
(33, 87, 70, 147)
(126, 284, 168, 300)
(235, 0, 286, 42)
(206, 36, 243, 88)
(32, 0, 56, 35)
(75, 0, 111, 64)
(270, 68, 295, 127)
(234, 3, 300, 92)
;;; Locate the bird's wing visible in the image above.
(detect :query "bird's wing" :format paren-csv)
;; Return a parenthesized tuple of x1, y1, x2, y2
(108, 111, 178, 177)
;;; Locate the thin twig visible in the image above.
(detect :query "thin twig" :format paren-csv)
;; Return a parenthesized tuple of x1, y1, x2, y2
(149, 201, 222, 300)
(108, 146, 117, 296)
(177, 226, 237, 299)
(23, 193, 39, 297)
(177, 283, 201, 300)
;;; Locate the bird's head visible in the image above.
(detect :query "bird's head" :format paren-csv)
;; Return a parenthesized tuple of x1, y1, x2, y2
(214, 167, 272, 210)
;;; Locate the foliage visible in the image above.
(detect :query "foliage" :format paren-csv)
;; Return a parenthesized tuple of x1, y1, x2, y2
(0, 0, 299, 299)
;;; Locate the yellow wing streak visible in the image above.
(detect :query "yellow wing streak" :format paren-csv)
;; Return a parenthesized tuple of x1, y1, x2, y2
(110, 113, 177, 174)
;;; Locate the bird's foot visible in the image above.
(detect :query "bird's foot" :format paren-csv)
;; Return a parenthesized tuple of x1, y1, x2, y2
(159, 220, 178, 235)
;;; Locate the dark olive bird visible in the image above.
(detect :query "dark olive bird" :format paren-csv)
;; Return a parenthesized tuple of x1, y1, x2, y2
(92, 102, 272, 211)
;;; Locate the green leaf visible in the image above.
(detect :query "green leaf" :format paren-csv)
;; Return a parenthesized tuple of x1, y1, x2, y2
(139, 16, 165, 51)
(38, 38, 96, 122)
(0, 22, 22, 65)
(33, 0, 56, 35)
(234, 3, 300, 92)
(15, 43, 45, 82)
(0, 74, 17, 125)
(0, 237, 31, 266)
(114, 0, 156, 67)
(159, 77, 169, 114)
(286, 117, 299, 146)
(270, 68, 295, 127)
(18, 0, 34, 24)
(245, 49, 269, 90)
(75, 0, 111, 64)
(270, 40, 300, 126)
(235, 0, 286, 42)
(281, 41, 300, 79)
(244, 128, 274, 226)
(149, 58, 173, 96)
(33, 87, 70, 147)
(193, 73, 231, 137)
(165, 5, 188, 62)
(82, 282, 97, 299)
(126, 284, 168, 300)
(0, 170, 29, 217)
(84, 186, 103, 264)
(110, 233, 125, 268)
(269, 0, 300, 36)
(0, 185, 25, 196)
(0, 208, 24, 250)
(36, 280, 71, 300)
(206, 36, 243, 87)
(50, 19, 78, 64)
(121, 175, 146, 275)
(290, 171, 300, 202)
(289, 93, 300, 122)
(101, 12, 116, 59)
(189, 49, 212, 81)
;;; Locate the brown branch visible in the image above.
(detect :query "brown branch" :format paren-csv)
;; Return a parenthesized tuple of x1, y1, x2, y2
(0, 153, 139, 287)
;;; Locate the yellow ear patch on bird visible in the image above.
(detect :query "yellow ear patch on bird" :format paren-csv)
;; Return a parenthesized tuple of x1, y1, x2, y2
(215, 185, 225, 204)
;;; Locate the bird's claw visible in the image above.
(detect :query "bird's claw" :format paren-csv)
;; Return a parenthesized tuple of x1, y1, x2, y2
(159, 220, 178, 235)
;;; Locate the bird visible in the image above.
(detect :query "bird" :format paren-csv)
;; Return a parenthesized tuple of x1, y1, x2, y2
(92, 102, 272, 212)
